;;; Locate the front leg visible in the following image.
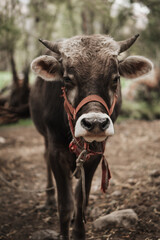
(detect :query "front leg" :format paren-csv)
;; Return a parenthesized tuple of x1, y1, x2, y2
(72, 155, 101, 240)
(49, 148, 75, 240)
(44, 138, 56, 207)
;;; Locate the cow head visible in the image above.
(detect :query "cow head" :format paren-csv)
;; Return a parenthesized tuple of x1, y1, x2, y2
(31, 34, 153, 143)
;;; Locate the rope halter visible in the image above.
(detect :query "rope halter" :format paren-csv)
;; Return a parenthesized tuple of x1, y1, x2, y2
(61, 87, 118, 192)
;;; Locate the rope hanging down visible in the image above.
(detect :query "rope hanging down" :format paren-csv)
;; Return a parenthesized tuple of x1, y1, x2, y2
(62, 86, 114, 192)
(61, 86, 116, 223)
(71, 148, 111, 223)
(72, 149, 87, 223)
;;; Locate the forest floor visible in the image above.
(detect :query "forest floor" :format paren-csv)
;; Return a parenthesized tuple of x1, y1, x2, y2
(0, 120, 160, 240)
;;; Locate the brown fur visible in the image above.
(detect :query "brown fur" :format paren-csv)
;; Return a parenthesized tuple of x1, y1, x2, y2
(30, 34, 153, 240)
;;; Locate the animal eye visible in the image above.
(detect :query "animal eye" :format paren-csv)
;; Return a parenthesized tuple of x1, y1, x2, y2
(113, 76, 120, 84)
(111, 76, 120, 91)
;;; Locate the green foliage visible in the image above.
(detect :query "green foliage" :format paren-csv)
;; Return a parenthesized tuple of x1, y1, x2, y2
(0, 118, 33, 129)
(0, 71, 36, 89)
(121, 77, 131, 89)
(0, 71, 12, 88)
(0, 0, 159, 69)
(132, 0, 160, 61)
(0, 1, 21, 52)
(121, 99, 160, 120)
(0, 0, 159, 122)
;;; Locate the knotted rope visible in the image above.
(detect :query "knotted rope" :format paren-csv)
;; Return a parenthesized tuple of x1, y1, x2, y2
(72, 149, 87, 222)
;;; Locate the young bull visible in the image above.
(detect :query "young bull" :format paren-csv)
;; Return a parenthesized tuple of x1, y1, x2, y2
(30, 34, 153, 240)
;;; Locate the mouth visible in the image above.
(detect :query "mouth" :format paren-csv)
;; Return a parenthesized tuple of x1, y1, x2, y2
(83, 134, 107, 143)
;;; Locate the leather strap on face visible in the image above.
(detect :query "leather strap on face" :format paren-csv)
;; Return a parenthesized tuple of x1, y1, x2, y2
(62, 87, 118, 120)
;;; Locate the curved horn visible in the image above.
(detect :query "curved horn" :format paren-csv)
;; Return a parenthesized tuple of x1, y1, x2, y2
(39, 39, 60, 54)
(118, 34, 139, 53)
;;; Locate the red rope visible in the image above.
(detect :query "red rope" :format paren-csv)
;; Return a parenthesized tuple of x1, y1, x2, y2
(62, 87, 117, 193)
(101, 156, 111, 193)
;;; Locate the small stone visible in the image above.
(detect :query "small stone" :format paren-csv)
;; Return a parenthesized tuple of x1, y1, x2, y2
(151, 204, 160, 211)
(93, 209, 138, 230)
(31, 229, 59, 240)
(109, 200, 117, 206)
(90, 207, 102, 219)
(0, 136, 6, 144)
(90, 194, 98, 201)
(43, 217, 52, 223)
(150, 170, 160, 178)
(109, 179, 115, 186)
(111, 190, 122, 197)
(128, 178, 136, 185)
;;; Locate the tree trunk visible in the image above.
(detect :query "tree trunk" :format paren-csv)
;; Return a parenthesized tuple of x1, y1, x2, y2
(9, 51, 19, 87)
(88, 9, 95, 34)
(22, 64, 30, 88)
(66, 0, 77, 35)
(81, 9, 88, 34)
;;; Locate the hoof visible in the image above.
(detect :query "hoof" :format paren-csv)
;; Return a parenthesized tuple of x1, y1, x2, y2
(72, 229, 85, 240)
(58, 235, 69, 240)
(46, 195, 57, 208)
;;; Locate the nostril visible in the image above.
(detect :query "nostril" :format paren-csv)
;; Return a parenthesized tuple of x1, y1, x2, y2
(81, 118, 94, 131)
(100, 118, 110, 131)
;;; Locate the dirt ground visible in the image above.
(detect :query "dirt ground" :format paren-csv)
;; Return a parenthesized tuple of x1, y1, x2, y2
(0, 120, 160, 240)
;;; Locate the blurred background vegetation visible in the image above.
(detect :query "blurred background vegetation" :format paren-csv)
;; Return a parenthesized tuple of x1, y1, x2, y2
(0, 0, 160, 125)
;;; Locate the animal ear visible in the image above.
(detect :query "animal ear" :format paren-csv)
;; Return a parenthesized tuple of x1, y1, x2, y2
(119, 56, 153, 79)
(31, 55, 62, 81)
